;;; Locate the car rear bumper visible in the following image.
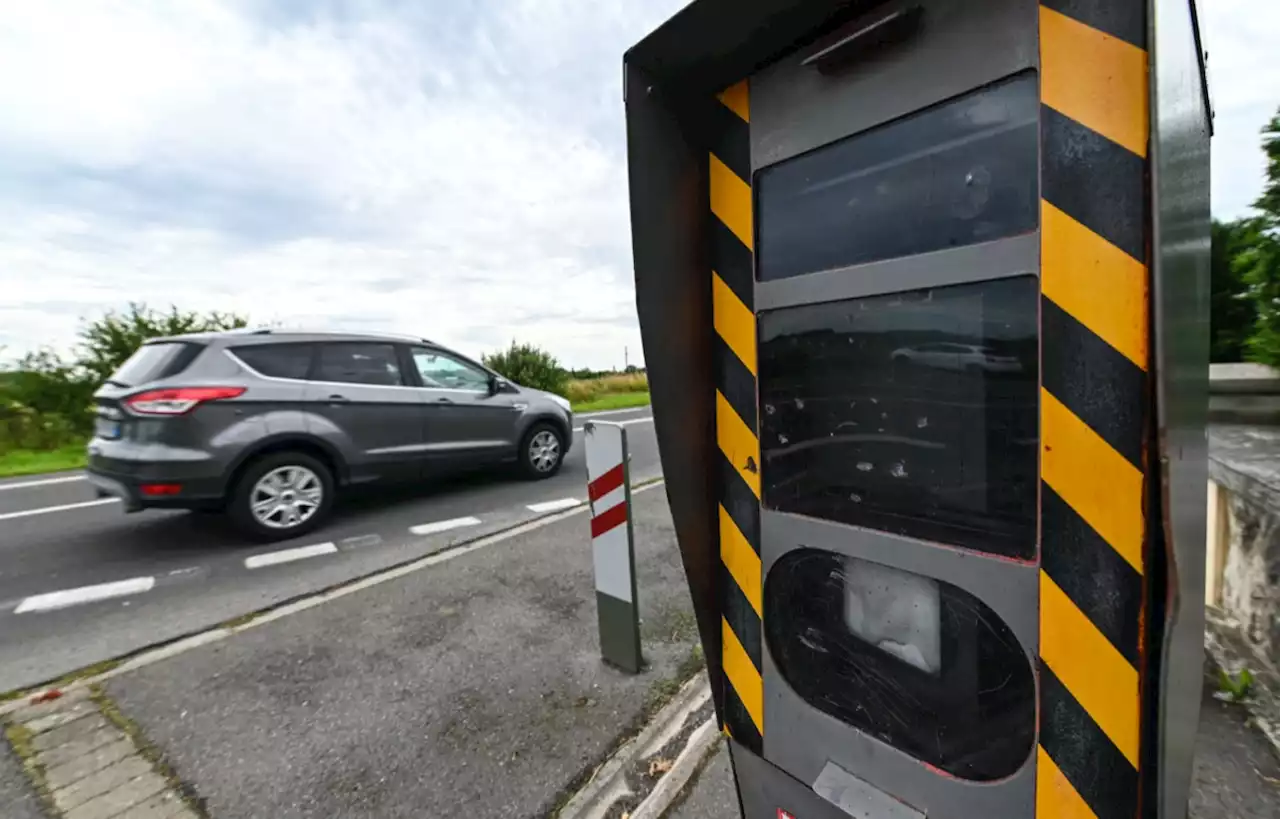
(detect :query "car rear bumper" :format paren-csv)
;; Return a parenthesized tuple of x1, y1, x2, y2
(86, 439, 227, 511)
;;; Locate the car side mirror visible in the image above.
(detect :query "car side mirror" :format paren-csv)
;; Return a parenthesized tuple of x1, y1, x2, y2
(491, 377, 511, 395)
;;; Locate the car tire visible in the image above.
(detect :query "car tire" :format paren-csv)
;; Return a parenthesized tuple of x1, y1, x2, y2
(229, 452, 335, 541)
(519, 423, 565, 480)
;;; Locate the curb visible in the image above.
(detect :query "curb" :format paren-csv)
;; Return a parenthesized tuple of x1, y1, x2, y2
(557, 676, 713, 819)
(1203, 608, 1280, 759)
(629, 717, 720, 819)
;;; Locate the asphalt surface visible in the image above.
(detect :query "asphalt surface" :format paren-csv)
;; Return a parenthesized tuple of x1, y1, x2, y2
(0, 739, 45, 819)
(104, 485, 698, 819)
(0, 407, 657, 693)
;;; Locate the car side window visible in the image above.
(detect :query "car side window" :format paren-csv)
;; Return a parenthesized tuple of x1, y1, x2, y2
(411, 349, 490, 392)
(314, 343, 404, 386)
(231, 344, 314, 380)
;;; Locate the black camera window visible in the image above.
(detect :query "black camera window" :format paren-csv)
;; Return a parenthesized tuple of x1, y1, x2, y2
(756, 72, 1039, 281)
(758, 276, 1038, 559)
(766, 550, 1035, 780)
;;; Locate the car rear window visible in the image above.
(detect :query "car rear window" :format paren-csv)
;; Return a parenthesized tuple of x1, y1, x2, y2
(232, 344, 314, 380)
(108, 342, 203, 386)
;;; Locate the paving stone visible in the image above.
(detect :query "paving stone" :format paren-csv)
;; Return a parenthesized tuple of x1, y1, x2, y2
(44, 737, 135, 792)
(54, 756, 153, 812)
(10, 688, 93, 725)
(64, 771, 167, 819)
(38, 725, 127, 770)
(118, 790, 190, 818)
(22, 700, 99, 735)
(32, 714, 114, 753)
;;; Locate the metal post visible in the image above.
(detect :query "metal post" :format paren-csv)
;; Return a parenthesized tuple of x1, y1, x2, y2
(585, 421, 643, 673)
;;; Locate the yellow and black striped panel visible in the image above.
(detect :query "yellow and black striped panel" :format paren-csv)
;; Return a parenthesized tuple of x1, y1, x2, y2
(1037, 2, 1149, 818)
(709, 79, 763, 755)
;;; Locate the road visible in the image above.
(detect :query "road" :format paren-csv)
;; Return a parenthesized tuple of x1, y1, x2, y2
(0, 407, 658, 693)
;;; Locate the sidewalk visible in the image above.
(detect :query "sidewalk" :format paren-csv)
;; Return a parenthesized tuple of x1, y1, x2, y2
(2, 484, 702, 819)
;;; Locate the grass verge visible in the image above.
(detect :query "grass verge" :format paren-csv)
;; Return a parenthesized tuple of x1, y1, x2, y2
(0, 443, 86, 478)
(572, 391, 651, 413)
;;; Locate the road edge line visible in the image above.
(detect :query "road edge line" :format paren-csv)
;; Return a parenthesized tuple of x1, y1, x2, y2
(0, 474, 86, 492)
(0, 477, 666, 712)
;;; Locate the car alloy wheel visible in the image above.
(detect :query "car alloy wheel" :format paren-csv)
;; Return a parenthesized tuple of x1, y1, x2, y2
(250, 465, 324, 530)
(528, 429, 561, 473)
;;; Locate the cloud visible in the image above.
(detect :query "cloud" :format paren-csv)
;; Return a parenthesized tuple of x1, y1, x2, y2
(1201, 0, 1280, 219)
(0, 0, 1271, 371)
(0, 0, 683, 368)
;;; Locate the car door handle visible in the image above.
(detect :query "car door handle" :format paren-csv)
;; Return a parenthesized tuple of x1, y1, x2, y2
(327, 394, 349, 403)
(435, 397, 453, 404)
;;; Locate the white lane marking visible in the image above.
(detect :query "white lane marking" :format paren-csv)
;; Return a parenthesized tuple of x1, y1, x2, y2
(0, 480, 666, 714)
(409, 516, 483, 536)
(244, 542, 338, 569)
(0, 498, 118, 522)
(0, 475, 86, 492)
(527, 497, 583, 513)
(15, 577, 156, 614)
(574, 416, 654, 434)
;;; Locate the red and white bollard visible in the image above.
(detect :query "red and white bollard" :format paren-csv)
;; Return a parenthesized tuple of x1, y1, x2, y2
(585, 420, 642, 673)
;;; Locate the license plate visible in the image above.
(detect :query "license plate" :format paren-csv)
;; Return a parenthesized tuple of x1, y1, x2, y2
(94, 418, 121, 439)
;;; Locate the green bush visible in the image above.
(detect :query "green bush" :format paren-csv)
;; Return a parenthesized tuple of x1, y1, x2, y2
(481, 342, 568, 395)
(0, 303, 250, 456)
(0, 398, 79, 451)
(78, 303, 247, 384)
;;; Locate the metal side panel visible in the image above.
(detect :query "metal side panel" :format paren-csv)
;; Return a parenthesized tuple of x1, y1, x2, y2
(624, 62, 725, 716)
(1149, 0, 1212, 816)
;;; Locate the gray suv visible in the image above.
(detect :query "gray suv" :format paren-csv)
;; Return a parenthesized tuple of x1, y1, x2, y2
(86, 331, 573, 540)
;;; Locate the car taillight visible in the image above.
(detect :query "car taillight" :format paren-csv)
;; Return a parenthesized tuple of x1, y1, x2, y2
(125, 386, 246, 415)
(139, 483, 183, 496)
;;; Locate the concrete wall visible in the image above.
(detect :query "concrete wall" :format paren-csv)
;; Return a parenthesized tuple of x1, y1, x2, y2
(1206, 365, 1280, 663)
(1206, 477, 1280, 658)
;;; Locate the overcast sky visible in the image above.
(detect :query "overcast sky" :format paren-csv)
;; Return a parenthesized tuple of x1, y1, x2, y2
(0, 1, 1274, 369)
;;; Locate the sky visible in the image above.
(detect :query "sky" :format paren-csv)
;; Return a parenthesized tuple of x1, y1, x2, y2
(0, 1, 1274, 370)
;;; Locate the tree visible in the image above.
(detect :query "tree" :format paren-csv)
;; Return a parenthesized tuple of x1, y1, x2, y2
(481, 341, 568, 395)
(1211, 218, 1263, 362)
(1242, 110, 1280, 368)
(77, 303, 247, 384)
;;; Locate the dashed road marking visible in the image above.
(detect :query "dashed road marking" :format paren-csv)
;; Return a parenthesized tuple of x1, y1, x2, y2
(527, 498, 583, 514)
(339, 533, 383, 549)
(14, 577, 156, 614)
(409, 516, 483, 536)
(244, 542, 338, 569)
(0, 474, 86, 491)
(0, 498, 118, 522)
